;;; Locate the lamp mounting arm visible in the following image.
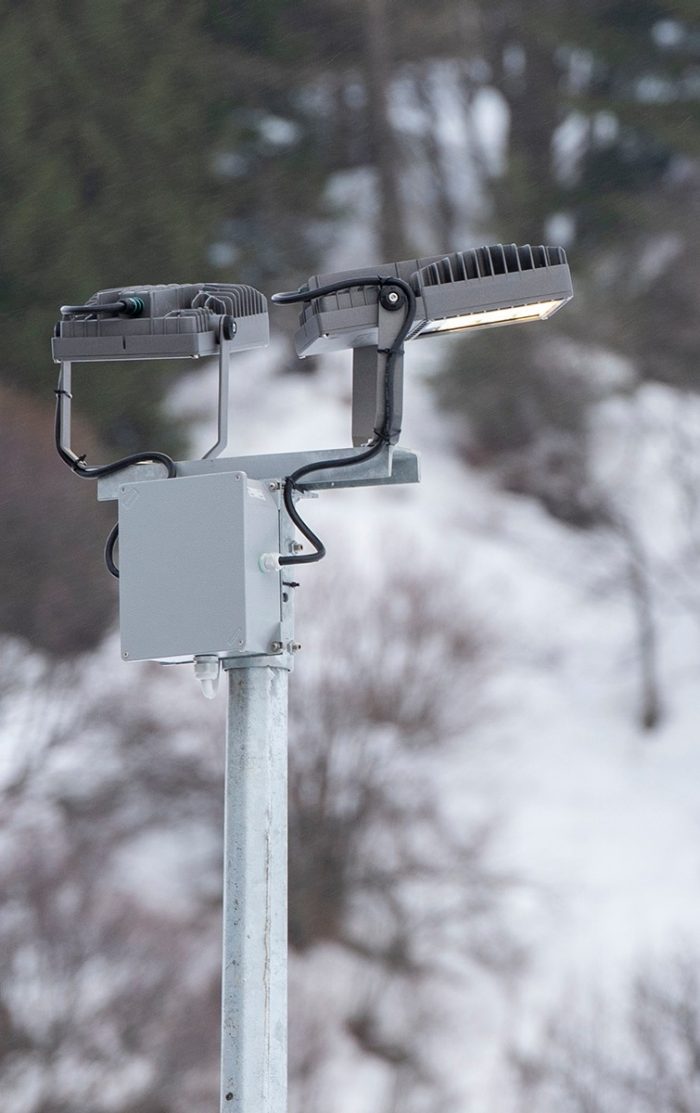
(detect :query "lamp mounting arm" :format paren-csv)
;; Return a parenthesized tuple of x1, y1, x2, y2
(202, 316, 235, 460)
(351, 292, 406, 448)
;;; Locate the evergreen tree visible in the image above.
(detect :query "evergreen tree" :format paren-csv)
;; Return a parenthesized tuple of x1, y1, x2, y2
(436, 0, 700, 516)
(0, 0, 221, 451)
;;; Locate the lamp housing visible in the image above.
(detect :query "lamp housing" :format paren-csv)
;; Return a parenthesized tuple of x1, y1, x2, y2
(52, 282, 269, 363)
(289, 243, 572, 357)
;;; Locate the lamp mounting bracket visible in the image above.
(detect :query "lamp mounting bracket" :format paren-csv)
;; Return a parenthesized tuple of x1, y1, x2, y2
(351, 300, 405, 448)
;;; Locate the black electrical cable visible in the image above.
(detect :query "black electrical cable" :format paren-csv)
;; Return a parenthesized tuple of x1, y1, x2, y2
(60, 297, 145, 317)
(271, 275, 417, 566)
(54, 377, 176, 578)
(54, 389, 177, 482)
(104, 521, 121, 579)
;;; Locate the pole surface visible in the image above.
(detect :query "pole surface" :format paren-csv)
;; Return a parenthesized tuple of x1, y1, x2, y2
(221, 665, 288, 1113)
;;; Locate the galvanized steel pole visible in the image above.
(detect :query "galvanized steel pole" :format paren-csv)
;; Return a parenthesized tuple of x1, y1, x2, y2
(220, 665, 288, 1113)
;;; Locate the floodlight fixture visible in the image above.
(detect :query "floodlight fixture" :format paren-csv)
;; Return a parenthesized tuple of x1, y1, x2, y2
(272, 241, 572, 456)
(52, 281, 269, 473)
(52, 281, 269, 575)
(278, 243, 572, 357)
(54, 281, 269, 361)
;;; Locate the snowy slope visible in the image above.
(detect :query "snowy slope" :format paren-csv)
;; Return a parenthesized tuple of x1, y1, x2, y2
(168, 313, 700, 1110)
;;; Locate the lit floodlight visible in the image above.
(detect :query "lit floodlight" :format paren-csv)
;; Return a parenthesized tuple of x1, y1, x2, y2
(273, 242, 572, 450)
(284, 243, 572, 357)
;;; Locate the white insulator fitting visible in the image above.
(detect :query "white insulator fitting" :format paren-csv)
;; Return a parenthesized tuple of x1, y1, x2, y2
(259, 552, 282, 572)
(194, 655, 221, 700)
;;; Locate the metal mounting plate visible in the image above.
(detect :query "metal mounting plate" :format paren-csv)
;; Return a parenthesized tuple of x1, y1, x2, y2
(97, 445, 420, 502)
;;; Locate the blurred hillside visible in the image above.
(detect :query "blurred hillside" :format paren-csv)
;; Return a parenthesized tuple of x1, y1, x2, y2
(1, 2, 700, 1111)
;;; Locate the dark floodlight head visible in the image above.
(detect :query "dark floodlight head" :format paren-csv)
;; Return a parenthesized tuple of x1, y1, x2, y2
(53, 282, 269, 463)
(282, 243, 572, 358)
(53, 282, 269, 362)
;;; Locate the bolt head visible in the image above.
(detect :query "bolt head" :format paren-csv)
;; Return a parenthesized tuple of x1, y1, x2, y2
(270, 641, 283, 653)
(290, 541, 304, 553)
(380, 286, 405, 311)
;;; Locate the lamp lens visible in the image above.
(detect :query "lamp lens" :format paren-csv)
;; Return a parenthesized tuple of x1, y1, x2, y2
(419, 299, 566, 335)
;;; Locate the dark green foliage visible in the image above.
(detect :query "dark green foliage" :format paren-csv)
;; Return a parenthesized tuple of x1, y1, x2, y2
(468, 0, 700, 252)
(202, 1, 358, 289)
(0, 0, 221, 450)
(436, 0, 700, 520)
(0, 0, 338, 650)
(0, 1, 231, 649)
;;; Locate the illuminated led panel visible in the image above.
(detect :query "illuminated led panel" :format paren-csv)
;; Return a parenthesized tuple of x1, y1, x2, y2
(419, 298, 567, 335)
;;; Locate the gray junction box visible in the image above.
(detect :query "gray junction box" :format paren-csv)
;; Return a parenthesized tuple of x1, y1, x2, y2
(118, 471, 282, 663)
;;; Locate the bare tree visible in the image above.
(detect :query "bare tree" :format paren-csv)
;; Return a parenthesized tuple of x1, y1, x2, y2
(613, 514, 663, 731)
(0, 540, 518, 1113)
(511, 949, 700, 1113)
(362, 0, 407, 259)
(288, 551, 523, 1111)
(0, 663, 224, 1113)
